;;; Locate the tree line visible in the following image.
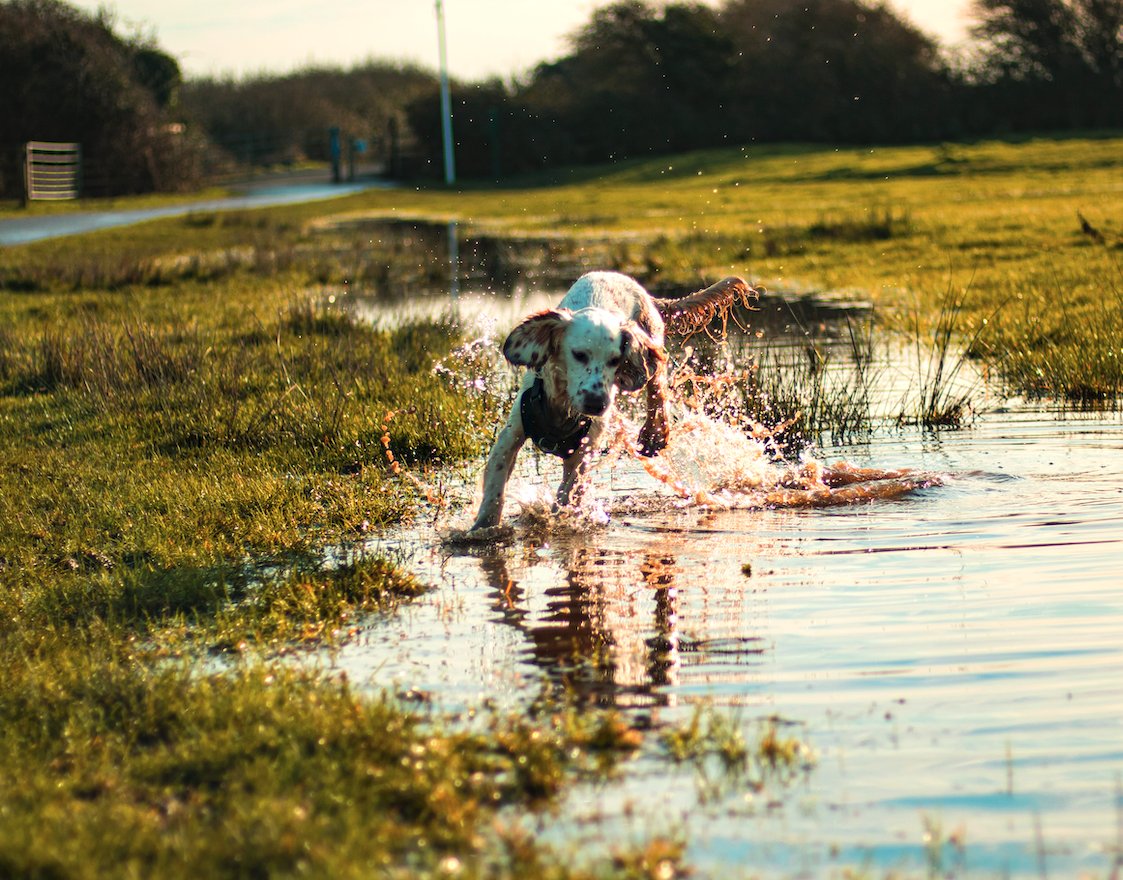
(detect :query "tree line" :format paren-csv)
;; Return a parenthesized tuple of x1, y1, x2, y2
(421, 0, 1123, 178)
(1, 0, 1121, 197)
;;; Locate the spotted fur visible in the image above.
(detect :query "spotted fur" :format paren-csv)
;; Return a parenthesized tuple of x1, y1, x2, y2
(471, 271, 756, 531)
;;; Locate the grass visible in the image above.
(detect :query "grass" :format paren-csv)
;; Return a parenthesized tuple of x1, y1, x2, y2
(308, 132, 1123, 405)
(0, 631, 658, 879)
(0, 185, 238, 218)
(0, 210, 790, 876)
(2, 131, 1122, 876)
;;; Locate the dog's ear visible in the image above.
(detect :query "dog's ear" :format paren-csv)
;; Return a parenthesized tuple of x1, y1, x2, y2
(503, 309, 571, 369)
(616, 322, 665, 392)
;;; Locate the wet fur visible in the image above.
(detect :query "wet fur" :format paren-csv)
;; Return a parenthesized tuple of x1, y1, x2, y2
(471, 271, 757, 531)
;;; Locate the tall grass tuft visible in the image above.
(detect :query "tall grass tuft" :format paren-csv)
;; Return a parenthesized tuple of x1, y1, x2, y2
(897, 280, 997, 429)
(729, 314, 879, 452)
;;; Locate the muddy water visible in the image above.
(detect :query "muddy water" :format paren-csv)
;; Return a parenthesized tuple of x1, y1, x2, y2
(336, 258, 1123, 878)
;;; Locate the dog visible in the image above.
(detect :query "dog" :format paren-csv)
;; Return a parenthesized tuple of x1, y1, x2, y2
(470, 271, 757, 531)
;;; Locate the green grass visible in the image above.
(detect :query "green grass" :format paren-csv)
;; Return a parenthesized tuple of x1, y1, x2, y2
(1, 131, 1121, 877)
(323, 132, 1123, 404)
(0, 630, 661, 880)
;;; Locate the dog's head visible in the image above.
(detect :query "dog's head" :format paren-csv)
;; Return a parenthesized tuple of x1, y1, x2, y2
(503, 307, 663, 416)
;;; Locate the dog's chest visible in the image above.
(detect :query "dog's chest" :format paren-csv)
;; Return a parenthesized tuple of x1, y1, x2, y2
(520, 376, 592, 458)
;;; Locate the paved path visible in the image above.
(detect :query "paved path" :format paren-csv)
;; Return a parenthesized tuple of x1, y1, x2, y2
(0, 177, 388, 246)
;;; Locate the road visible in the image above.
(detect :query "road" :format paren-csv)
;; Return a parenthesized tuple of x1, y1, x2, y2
(0, 174, 389, 246)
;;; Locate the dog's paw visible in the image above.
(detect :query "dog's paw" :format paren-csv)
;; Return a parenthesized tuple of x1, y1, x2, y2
(441, 522, 514, 545)
(637, 429, 669, 457)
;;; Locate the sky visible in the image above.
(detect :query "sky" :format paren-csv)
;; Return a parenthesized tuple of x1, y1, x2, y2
(70, 0, 976, 82)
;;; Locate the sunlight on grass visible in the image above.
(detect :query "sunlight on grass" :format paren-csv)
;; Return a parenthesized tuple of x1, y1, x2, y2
(1, 132, 1121, 877)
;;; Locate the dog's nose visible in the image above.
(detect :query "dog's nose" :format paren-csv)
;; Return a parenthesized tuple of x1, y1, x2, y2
(581, 392, 609, 416)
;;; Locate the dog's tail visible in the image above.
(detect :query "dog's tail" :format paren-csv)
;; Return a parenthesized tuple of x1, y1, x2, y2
(656, 276, 761, 338)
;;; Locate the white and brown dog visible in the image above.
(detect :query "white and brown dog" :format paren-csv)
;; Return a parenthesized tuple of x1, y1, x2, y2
(471, 271, 757, 531)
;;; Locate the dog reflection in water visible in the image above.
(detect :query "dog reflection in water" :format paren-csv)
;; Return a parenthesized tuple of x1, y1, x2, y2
(479, 546, 695, 705)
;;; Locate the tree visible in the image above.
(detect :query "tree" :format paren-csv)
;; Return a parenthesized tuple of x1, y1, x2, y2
(719, 0, 952, 142)
(132, 45, 183, 109)
(0, 0, 202, 196)
(518, 1, 737, 164)
(969, 0, 1123, 126)
(181, 62, 437, 170)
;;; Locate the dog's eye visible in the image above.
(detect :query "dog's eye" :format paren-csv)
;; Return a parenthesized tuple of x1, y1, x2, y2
(572, 351, 589, 364)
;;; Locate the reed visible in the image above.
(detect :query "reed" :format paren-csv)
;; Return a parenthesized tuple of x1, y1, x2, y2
(895, 278, 998, 429)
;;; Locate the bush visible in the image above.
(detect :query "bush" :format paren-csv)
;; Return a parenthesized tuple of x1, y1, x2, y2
(0, 0, 205, 197)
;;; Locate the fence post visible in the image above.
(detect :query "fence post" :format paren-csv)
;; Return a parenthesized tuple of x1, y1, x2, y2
(20, 145, 28, 208)
(329, 127, 342, 184)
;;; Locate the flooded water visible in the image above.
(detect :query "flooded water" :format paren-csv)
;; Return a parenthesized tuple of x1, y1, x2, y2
(329, 234, 1123, 878)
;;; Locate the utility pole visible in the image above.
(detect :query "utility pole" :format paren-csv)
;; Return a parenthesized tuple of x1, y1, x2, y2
(435, 0, 456, 185)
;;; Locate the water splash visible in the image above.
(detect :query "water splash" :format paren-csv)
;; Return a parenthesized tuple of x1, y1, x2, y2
(607, 405, 939, 513)
(416, 296, 941, 546)
(439, 378, 939, 546)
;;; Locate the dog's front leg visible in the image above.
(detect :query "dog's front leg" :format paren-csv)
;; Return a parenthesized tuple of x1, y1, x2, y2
(556, 420, 604, 509)
(557, 450, 590, 509)
(637, 371, 671, 456)
(471, 411, 526, 531)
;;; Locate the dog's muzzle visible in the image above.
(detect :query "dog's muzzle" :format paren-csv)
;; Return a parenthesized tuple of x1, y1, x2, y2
(578, 392, 609, 416)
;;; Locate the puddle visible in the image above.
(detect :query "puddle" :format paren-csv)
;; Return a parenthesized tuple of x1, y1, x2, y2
(345, 409, 1123, 878)
(325, 224, 1123, 877)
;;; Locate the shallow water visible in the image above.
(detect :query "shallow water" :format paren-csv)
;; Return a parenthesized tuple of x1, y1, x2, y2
(338, 276, 1123, 878)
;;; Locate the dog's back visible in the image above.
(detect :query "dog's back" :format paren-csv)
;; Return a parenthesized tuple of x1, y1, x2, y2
(560, 271, 662, 339)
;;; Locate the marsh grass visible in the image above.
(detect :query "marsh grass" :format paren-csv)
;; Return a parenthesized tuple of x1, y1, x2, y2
(893, 279, 1001, 428)
(0, 629, 654, 880)
(667, 307, 880, 455)
(744, 315, 879, 449)
(988, 254, 1123, 409)
(659, 705, 814, 803)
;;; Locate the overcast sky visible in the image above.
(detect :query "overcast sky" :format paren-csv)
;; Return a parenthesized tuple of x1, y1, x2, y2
(69, 0, 976, 81)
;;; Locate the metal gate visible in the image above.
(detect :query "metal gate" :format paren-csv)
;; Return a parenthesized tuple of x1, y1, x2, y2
(24, 141, 82, 201)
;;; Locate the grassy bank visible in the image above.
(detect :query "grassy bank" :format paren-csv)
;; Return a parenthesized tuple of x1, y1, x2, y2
(8, 133, 1119, 401)
(0, 260, 668, 876)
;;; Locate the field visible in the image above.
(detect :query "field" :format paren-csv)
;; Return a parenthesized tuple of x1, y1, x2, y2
(1, 133, 1121, 878)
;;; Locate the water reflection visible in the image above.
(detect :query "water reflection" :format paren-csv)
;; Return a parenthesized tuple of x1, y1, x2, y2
(478, 546, 684, 707)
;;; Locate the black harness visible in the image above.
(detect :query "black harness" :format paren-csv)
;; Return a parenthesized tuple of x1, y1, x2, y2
(520, 376, 592, 459)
